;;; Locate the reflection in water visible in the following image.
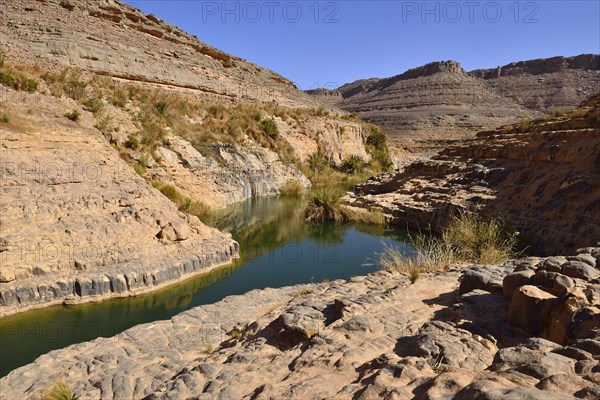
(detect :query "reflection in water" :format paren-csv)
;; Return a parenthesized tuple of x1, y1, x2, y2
(0, 196, 413, 376)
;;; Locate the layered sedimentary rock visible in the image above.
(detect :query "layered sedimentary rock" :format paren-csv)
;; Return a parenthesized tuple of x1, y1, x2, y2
(0, 89, 238, 316)
(319, 55, 600, 142)
(348, 93, 600, 254)
(0, 0, 320, 108)
(3, 249, 599, 399)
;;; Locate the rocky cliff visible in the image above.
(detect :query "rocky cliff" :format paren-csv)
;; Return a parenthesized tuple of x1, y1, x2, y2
(348, 92, 600, 255)
(321, 55, 600, 143)
(0, 0, 318, 108)
(0, 89, 238, 316)
(2, 248, 599, 399)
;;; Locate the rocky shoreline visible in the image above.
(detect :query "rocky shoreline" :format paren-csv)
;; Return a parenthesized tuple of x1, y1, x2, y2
(2, 248, 599, 399)
(0, 240, 239, 317)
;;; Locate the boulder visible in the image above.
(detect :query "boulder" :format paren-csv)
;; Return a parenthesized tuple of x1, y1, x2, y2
(507, 286, 559, 336)
(562, 262, 599, 281)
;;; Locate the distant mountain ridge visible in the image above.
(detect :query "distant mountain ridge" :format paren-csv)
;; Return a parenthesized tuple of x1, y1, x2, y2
(308, 55, 600, 142)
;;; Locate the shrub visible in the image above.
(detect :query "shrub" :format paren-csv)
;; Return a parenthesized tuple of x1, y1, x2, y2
(366, 127, 386, 149)
(441, 212, 520, 264)
(111, 85, 130, 108)
(40, 380, 73, 400)
(519, 116, 534, 133)
(152, 182, 216, 224)
(124, 134, 139, 150)
(553, 108, 565, 117)
(305, 188, 348, 222)
(154, 101, 169, 119)
(280, 180, 304, 196)
(375, 212, 521, 282)
(259, 118, 279, 139)
(340, 155, 367, 174)
(306, 152, 328, 173)
(0, 114, 9, 123)
(64, 110, 81, 121)
(83, 96, 103, 114)
(0, 49, 4, 67)
(0, 69, 15, 88)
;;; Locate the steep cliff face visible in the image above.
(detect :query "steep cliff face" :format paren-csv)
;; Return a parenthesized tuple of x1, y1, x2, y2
(348, 92, 600, 254)
(0, 0, 315, 108)
(325, 55, 600, 142)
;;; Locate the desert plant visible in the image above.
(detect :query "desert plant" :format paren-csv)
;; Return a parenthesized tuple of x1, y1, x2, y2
(441, 212, 520, 264)
(0, 49, 4, 67)
(519, 116, 534, 133)
(124, 134, 139, 150)
(366, 127, 386, 149)
(154, 100, 169, 119)
(152, 182, 216, 224)
(64, 110, 81, 122)
(304, 188, 348, 222)
(340, 155, 367, 174)
(259, 118, 279, 139)
(111, 85, 130, 108)
(39, 380, 73, 400)
(306, 152, 328, 173)
(83, 96, 103, 114)
(0, 113, 9, 123)
(279, 180, 304, 196)
(553, 108, 565, 117)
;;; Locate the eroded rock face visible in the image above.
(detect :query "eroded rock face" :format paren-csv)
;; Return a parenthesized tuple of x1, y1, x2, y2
(0, 90, 239, 316)
(348, 93, 600, 254)
(503, 247, 600, 345)
(0, 0, 319, 108)
(322, 55, 600, 142)
(2, 253, 599, 399)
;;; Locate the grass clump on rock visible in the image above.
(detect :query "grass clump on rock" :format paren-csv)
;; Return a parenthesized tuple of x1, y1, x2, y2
(279, 180, 304, 196)
(376, 212, 521, 282)
(304, 188, 384, 224)
(39, 380, 73, 400)
(151, 181, 217, 224)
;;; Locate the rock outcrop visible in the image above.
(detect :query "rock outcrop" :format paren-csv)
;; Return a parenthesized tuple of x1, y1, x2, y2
(0, 0, 320, 108)
(316, 55, 600, 142)
(348, 92, 600, 254)
(0, 89, 238, 316)
(3, 250, 599, 399)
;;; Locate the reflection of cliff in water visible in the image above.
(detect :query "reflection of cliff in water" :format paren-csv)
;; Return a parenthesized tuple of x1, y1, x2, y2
(216, 196, 350, 263)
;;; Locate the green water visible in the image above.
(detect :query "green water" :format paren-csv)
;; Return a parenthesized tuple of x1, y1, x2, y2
(0, 196, 413, 377)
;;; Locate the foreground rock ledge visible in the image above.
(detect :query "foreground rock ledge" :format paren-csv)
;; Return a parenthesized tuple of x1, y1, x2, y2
(2, 251, 600, 399)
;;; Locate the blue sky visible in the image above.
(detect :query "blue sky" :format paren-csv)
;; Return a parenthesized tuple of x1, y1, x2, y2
(124, 1, 600, 89)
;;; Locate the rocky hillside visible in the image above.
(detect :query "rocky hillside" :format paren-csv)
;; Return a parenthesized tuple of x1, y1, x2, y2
(0, 89, 238, 317)
(316, 55, 600, 143)
(0, 0, 320, 108)
(2, 248, 599, 399)
(347, 92, 600, 255)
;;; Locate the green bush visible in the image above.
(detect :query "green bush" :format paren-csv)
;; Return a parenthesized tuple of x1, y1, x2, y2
(259, 118, 279, 139)
(519, 116, 534, 133)
(0, 114, 9, 123)
(124, 134, 139, 150)
(154, 101, 169, 119)
(306, 152, 328, 173)
(279, 180, 304, 196)
(340, 155, 367, 174)
(64, 110, 81, 122)
(375, 212, 522, 282)
(305, 188, 347, 222)
(83, 96, 103, 114)
(366, 127, 386, 149)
